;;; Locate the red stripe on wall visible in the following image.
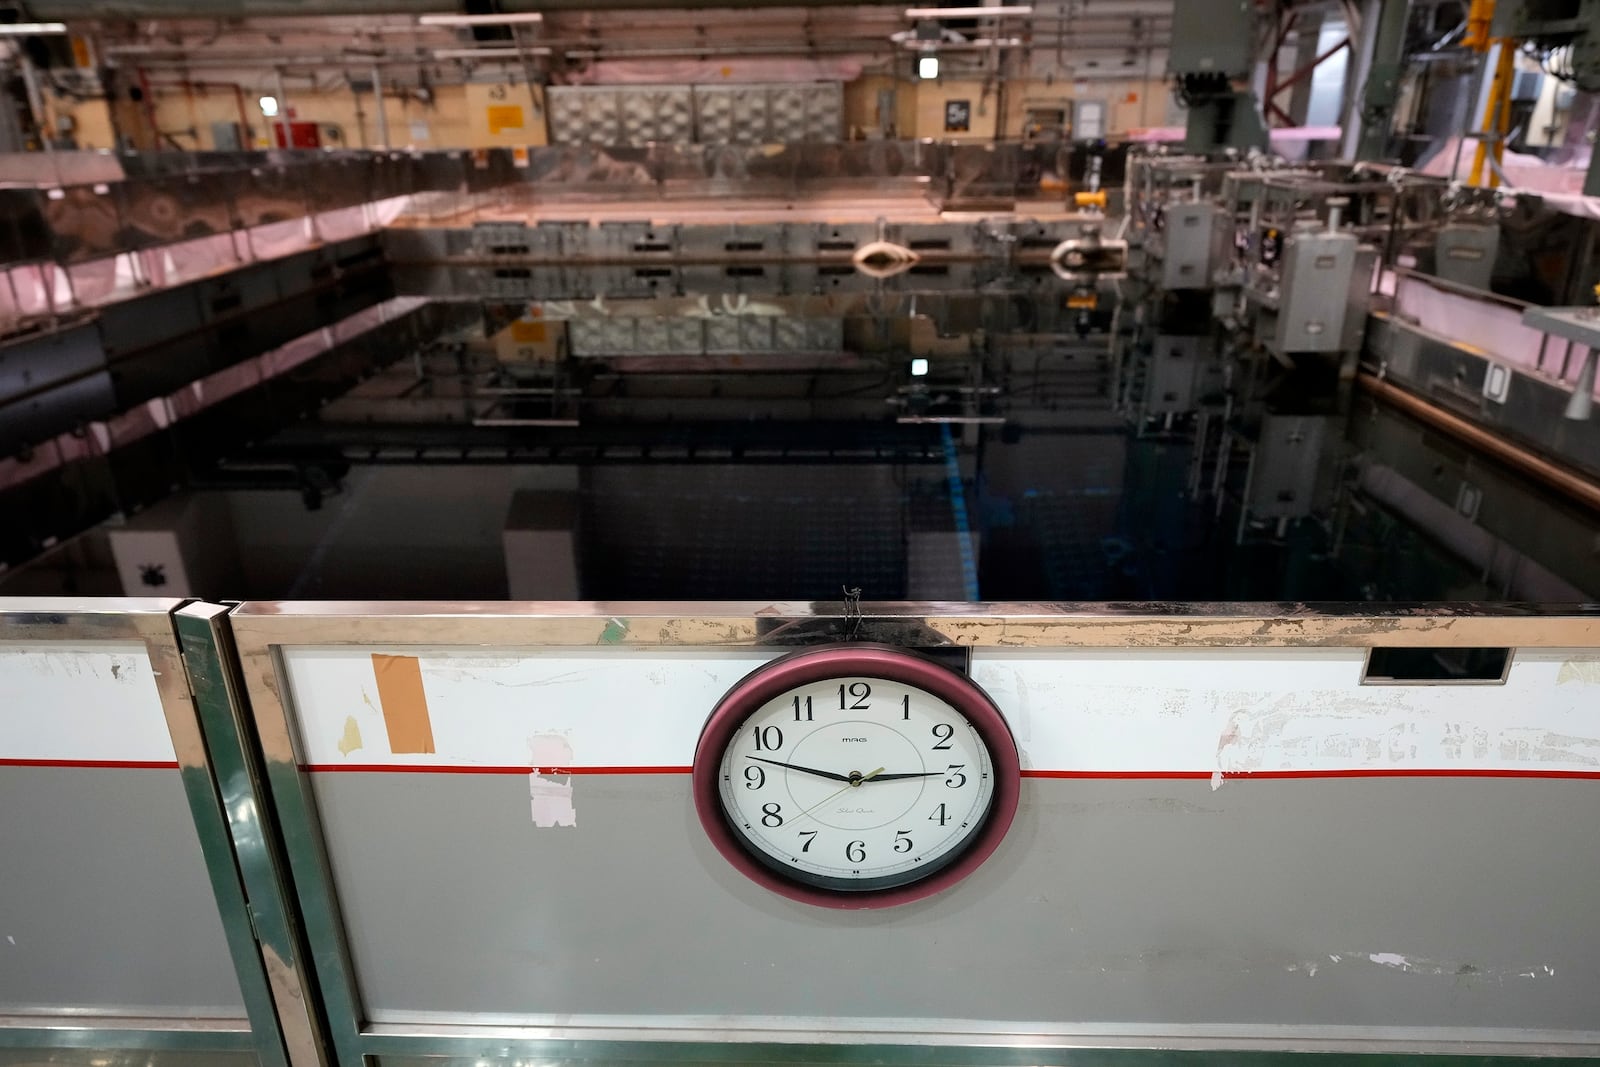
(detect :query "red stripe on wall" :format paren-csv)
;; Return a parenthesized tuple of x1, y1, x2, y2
(298, 763, 1600, 780)
(302, 763, 693, 775)
(0, 758, 180, 770)
(1020, 768, 1600, 780)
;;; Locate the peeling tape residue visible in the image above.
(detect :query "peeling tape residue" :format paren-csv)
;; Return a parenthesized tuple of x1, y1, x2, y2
(337, 716, 363, 756)
(529, 734, 577, 828)
(1557, 660, 1600, 685)
(1364, 952, 1555, 980)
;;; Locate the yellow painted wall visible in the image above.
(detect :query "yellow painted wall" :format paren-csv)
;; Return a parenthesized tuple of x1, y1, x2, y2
(43, 92, 117, 150)
(45, 73, 1162, 154)
(44, 80, 548, 152)
(1001, 78, 1167, 138)
(464, 81, 548, 147)
(842, 73, 918, 139)
(912, 78, 999, 141)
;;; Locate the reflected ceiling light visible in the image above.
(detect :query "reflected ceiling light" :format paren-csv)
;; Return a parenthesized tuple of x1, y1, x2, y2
(918, 54, 939, 79)
(259, 96, 280, 116)
(905, 6, 1032, 17)
(0, 21, 68, 34)
(418, 12, 543, 26)
(907, 37, 1022, 49)
(911, 358, 930, 377)
(432, 46, 551, 58)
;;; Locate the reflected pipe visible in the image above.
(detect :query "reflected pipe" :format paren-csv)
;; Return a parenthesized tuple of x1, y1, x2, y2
(1357, 371, 1600, 513)
(1565, 349, 1597, 421)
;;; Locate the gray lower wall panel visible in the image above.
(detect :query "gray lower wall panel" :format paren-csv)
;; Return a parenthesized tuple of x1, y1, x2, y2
(0, 1053, 256, 1067)
(0, 768, 246, 1016)
(311, 773, 1600, 1035)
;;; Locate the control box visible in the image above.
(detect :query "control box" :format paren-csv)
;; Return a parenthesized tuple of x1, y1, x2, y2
(1272, 229, 1359, 354)
(1160, 201, 1228, 291)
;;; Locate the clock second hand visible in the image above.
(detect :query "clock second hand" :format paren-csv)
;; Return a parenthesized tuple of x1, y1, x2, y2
(788, 767, 885, 826)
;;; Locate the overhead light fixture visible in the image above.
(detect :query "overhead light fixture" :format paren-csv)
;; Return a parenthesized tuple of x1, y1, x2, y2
(259, 96, 280, 117)
(418, 12, 543, 26)
(0, 22, 68, 35)
(911, 358, 930, 377)
(918, 54, 939, 79)
(905, 6, 1032, 17)
(432, 46, 551, 58)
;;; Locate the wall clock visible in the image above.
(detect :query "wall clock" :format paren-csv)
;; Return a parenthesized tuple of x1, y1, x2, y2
(693, 644, 1020, 908)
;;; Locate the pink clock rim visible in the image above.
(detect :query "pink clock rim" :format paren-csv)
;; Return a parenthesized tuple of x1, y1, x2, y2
(693, 643, 1021, 910)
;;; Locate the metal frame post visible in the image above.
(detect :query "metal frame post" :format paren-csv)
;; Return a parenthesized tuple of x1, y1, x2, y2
(175, 602, 333, 1067)
(371, 64, 390, 150)
(0, 598, 286, 1067)
(1354, 0, 1412, 160)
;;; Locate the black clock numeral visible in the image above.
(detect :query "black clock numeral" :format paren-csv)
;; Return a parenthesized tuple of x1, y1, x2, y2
(799, 830, 817, 852)
(945, 764, 967, 788)
(753, 726, 783, 751)
(931, 723, 954, 750)
(839, 681, 871, 710)
(902, 694, 910, 720)
(744, 766, 766, 790)
(929, 803, 950, 826)
(761, 802, 784, 827)
(845, 839, 867, 862)
(792, 695, 813, 721)
(893, 830, 913, 853)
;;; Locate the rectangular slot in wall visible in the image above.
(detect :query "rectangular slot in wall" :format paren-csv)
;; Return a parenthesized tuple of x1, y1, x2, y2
(1362, 646, 1512, 685)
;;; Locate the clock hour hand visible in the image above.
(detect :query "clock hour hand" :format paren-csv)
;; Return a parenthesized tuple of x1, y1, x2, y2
(745, 756, 853, 783)
(868, 770, 945, 781)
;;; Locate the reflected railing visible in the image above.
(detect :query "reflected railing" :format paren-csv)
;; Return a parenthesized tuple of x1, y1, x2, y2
(0, 141, 1118, 260)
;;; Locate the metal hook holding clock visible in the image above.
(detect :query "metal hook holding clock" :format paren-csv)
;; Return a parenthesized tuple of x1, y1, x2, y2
(841, 585, 863, 641)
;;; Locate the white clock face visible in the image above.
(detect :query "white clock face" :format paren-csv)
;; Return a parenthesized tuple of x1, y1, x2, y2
(716, 674, 996, 891)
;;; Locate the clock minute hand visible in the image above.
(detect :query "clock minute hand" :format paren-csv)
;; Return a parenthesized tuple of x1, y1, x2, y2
(868, 770, 945, 781)
(745, 756, 853, 783)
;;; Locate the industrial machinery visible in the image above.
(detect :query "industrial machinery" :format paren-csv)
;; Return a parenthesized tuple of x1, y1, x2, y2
(1166, 0, 1269, 151)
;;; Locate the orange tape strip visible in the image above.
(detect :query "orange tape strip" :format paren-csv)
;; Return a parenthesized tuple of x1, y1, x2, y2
(371, 654, 436, 754)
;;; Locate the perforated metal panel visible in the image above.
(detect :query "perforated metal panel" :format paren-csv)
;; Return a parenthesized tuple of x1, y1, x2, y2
(804, 84, 843, 140)
(548, 83, 841, 145)
(546, 89, 596, 144)
(693, 88, 739, 143)
(565, 316, 843, 356)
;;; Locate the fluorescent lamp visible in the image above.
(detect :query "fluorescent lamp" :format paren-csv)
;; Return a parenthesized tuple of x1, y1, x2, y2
(432, 46, 551, 58)
(918, 54, 939, 79)
(0, 22, 68, 35)
(911, 358, 930, 376)
(419, 12, 543, 26)
(907, 37, 1022, 49)
(905, 6, 1032, 17)
(259, 96, 280, 117)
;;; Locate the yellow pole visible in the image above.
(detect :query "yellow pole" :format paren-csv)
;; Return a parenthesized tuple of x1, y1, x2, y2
(1469, 40, 1516, 187)
(1462, 0, 1494, 50)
